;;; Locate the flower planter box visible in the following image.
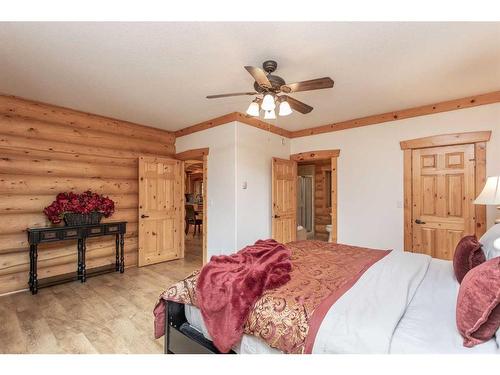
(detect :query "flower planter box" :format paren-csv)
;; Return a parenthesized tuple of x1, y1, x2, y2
(63, 212, 104, 226)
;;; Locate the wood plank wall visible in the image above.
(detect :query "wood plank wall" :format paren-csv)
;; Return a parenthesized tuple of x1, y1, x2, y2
(312, 159, 331, 241)
(0, 95, 175, 295)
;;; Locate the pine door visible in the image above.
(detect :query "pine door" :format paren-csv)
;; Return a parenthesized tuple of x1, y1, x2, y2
(138, 156, 184, 266)
(411, 144, 475, 260)
(272, 157, 297, 243)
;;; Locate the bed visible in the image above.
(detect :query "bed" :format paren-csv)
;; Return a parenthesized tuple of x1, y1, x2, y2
(157, 232, 500, 354)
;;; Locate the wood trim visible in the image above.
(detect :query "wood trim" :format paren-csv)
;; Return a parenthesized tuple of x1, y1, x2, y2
(290, 149, 341, 162)
(402, 132, 489, 252)
(175, 148, 209, 161)
(474, 142, 487, 238)
(202, 154, 208, 264)
(400, 131, 492, 150)
(174, 113, 238, 138)
(331, 156, 338, 243)
(174, 112, 291, 139)
(234, 112, 292, 138)
(403, 149, 413, 251)
(290, 91, 500, 138)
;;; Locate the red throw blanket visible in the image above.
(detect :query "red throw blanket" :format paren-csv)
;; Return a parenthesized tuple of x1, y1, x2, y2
(155, 241, 390, 353)
(154, 239, 292, 352)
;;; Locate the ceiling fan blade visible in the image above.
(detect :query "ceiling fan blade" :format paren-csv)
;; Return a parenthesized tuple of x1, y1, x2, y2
(244, 66, 272, 89)
(281, 77, 334, 93)
(206, 92, 257, 99)
(283, 95, 313, 114)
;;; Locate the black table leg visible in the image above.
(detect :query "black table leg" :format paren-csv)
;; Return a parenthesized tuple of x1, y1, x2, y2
(115, 233, 120, 272)
(81, 238, 87, 282)
(119, 233, 125, 273)
(32, 244, 38, 294)
(77, 239, 82, 280)
(28, 244, 35, 291)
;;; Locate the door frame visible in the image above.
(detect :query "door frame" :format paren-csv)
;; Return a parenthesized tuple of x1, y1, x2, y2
(175, 147, 209, 264)
(290, 149, 340, 243)
(400, 131, 491, 252)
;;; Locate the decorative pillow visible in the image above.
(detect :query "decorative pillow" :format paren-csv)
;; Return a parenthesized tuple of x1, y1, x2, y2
(456, 257, 500, 347)
(453, 235, 485, 283)
(479, 223, 500, 260)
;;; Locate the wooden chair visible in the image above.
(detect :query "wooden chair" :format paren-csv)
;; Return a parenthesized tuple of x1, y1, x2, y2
(185, 205, 202, 236)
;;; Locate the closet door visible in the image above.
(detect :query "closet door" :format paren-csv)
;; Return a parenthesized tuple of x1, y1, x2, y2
(138, 156, 184, 266)
(411, 144, 475, 260)
(272, 157, 297, 243)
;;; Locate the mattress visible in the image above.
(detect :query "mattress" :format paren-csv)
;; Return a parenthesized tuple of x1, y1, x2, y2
(185, 257, 499, 354)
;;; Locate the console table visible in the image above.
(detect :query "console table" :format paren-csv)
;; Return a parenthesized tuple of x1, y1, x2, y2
(27, 221, 127, 294)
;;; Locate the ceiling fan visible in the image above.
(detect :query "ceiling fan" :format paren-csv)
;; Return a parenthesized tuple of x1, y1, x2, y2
(206, 60, 334, 120)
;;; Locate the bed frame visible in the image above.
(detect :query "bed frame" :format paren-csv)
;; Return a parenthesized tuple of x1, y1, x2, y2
(164, 300, 235, 354)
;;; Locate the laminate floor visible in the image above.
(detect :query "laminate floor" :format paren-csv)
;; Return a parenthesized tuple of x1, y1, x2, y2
(0, 237, 203, 354)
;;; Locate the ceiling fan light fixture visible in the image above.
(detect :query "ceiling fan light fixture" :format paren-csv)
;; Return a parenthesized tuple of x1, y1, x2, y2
(246, 100, 260, 117)
(261, 93, 276, 111)
(264, 109, 276, 120)
(278, 99, 293, 116)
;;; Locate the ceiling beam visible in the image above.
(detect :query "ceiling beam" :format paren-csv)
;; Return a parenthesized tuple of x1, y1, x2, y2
(290, 91, 500, 138)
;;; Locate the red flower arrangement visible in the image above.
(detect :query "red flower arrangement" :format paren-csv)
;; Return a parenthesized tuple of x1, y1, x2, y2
(44, 191, 115, 224)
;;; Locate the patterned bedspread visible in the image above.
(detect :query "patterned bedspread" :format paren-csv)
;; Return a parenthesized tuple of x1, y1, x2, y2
(159, 240, 390, 353)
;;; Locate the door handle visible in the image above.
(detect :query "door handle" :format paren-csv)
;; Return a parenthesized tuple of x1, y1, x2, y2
(141, 214, 150, 219)
(274, 215, 280, 219)
(415, 219, 426, 224)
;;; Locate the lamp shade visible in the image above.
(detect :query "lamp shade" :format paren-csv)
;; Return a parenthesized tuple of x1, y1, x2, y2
(264, 109, 276, 120)
(279, 99, 293, 116)
(261, 93, 276, 111)
(246, 101, 260, 117)
(474, 176, 500, 205)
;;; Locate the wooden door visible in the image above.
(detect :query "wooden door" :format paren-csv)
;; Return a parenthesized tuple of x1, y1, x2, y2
(138, 156, 184, 266)
(272, 157, 297, 243)
(411, 144, 475, 260)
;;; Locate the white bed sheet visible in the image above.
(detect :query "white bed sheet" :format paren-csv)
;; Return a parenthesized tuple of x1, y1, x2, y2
(390, 258, 498, 354)
(184, 257, 499, 354)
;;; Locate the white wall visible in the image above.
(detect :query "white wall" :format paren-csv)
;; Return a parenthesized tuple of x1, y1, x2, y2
(175, 122, 238, 255)
(175, 121, 290, 257)
(291, 103, 500, 251)
(235, 123, 290, 249)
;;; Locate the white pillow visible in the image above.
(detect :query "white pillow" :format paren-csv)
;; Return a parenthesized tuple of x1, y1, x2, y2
(479, 223, 500, 260)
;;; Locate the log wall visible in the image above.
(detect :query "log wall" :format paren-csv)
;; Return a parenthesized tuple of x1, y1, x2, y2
(0, 95, 175, 294)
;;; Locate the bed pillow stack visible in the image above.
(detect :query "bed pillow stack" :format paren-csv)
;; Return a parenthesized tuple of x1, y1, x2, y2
(479, 223, 500, 260)
(456, 257, 500, 347)
(452, 235, 485, 283)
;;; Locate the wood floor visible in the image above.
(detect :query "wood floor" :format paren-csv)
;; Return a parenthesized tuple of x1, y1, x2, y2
(0, 236, 202, 354)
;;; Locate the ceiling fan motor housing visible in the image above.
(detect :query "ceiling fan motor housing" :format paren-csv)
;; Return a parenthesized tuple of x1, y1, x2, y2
(254, 74, 286, 93)
(262, 60, 278, 73)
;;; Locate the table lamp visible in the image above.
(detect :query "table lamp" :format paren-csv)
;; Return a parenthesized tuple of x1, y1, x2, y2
(474, 176, 500, 224)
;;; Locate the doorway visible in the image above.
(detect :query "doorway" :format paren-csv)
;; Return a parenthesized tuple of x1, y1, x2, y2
(175, 148, 209, 264)
(272, 149, 339, 244)
(296, 161, 333, 241)
(401, 131, 491, 260)
(297, 167, 314, 238)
